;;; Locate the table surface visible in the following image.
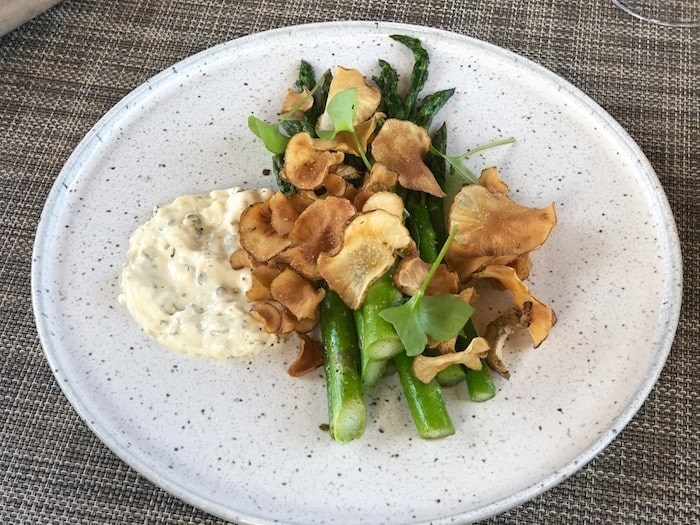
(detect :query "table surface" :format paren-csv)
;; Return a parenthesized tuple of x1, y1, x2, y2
(1, 1, 697, 524)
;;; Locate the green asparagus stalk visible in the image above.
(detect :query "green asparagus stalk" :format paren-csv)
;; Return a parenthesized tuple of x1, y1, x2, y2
(426, 124, 498, 396)
(272, 154, 296, 195)
(353, 271, 403, 389)
(390, 34, 429, 119)
(435, 362, 468, 387)
(320, 290, 366, 443)
(406, 191, 438, 264)
(412, 89, 456, 130)
(353, 306, 389, 388)
(354, 272, 404, 361)
(361, 356, 388, 390)
(294, 59, 316, 91)
(373, 59, 402, 118)
(395, 191, 461, 433)
(292, 59, 333, 134)
(394, 352, 455, 439)
(465, 361, 497, 402)
(425, 123, 448, 246)
(460, 320, 497, 401)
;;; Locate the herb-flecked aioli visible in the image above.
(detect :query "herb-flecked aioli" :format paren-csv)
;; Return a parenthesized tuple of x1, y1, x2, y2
(119, 187, 281, 358)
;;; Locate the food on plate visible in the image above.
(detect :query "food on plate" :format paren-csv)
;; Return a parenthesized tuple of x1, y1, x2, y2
(242, 35, 557, 442)
(119, 187, 282, 358)
(119, 35, 557, 443)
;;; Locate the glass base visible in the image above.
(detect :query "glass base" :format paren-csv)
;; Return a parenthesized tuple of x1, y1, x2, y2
(613, 0, 700, 27)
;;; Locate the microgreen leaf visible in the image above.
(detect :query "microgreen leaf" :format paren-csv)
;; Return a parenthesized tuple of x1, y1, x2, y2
(317, 88, 373, 171)
(380, 227, 472, 357)
(428, 136, 516, 186)
(316, 88, 358, 140)
(247, 115, 289, 155)
(417, 294, 474, 342)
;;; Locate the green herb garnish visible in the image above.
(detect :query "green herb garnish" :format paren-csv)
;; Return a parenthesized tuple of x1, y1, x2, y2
(379, 227, 474, 357)
(429, 136, 516, 185)
(316, 88, 372, 171)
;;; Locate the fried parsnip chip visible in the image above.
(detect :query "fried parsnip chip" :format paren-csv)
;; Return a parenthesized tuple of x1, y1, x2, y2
(315, 117, 377, 157)
(288, 332, 324, 377)
(284, 132, 344, 190)
(362, 162, 399, 192)
(279, 306, 318, 334)
(393, 253, 459, 297)
(246, 264, 282, 301)
(332, 163, 362, 180)
(239, 201, 291, 262)
(482, 305, 533, 379)
(270, 267, 325, 321)
(317, 209, 412, 309)
(353, 162, 399, 210)
(474, 265, 556, 348)
(280, 196, 356, 280)
(229, 248, 253, 270)
(446, 184, 556, 279)
(268, 192, 302, 237)
(412, 337, 490, 383)
(322, 66, 381, 125)
(361, 191, 404, 218)
(280, 87, 313, 119)
(249, 301, 283, 334)
(509, 253, 533, 281)
(371, 119, 445, 197)
(478, 166, 509, 195)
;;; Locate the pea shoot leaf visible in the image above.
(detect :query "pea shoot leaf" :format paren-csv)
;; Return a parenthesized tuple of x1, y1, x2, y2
(248, 116, 289, 155)
(316, 88, 373, 171)
(379, 227, 473, 357)
(418, 294, 474, 342)
(429, 136, 517, 186)
(316, 88, 358, 140)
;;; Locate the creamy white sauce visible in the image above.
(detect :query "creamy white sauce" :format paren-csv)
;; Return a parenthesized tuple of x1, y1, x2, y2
(119, 187, 281, 358)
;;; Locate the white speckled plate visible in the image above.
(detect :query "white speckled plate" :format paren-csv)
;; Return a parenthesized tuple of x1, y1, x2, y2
(31, 21, 682, 525)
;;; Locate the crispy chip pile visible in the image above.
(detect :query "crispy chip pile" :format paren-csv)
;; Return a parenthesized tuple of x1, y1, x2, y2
(239, 66, 557, 378)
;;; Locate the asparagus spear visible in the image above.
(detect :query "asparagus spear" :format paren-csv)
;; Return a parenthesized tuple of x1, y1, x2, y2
(354, 272, 404, 361)
(292, 59, 332, 134)
(353, 271, 402, 388)
(392, 192, 460, 433)
(271, 154, 296, 195)
(465, 361, 497, 401)
(406, 191, 438, 263)
(460, 320, 496, 401)
(307, 66, 331, 132)
(294, 59, 316, 91)
(353, 305, 388, 388)
(425, 124, 498, 395)
(394, 351, 455, 438)
(406, 187, 468, 387)
(390, 34, 429, 119)
(279, 118, 305, 137)
(412, 89, 456, 130)
(425, 123, 449, 246)
(320, 290, 366, 443)
(373, 59, 402, 118)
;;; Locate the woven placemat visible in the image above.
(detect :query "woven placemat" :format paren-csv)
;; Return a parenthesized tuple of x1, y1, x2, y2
(1, 1, 697, 523)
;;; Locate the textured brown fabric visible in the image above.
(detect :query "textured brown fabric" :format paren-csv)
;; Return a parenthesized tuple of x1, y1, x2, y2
(1, 1, 697, 524)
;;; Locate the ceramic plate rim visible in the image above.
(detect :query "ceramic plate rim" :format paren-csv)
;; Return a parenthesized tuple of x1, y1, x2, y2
(31, 20, 683, 524)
